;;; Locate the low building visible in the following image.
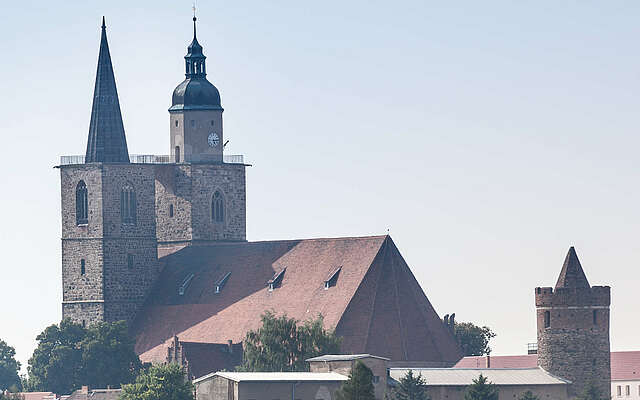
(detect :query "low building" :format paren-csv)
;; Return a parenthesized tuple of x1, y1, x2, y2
(307, 354, 389, 400)
(194, 372, 348, 400)
(455, 350, 640, 399)
(389, 368, 570, 400)
(611, 351, 640, 400)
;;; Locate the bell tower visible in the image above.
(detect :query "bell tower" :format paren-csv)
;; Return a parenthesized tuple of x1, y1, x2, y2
(169, 16, 224, 163)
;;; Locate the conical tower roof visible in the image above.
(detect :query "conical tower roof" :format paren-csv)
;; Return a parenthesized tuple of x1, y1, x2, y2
(555, 246, 591, 289)
(85, 17, 130, 163)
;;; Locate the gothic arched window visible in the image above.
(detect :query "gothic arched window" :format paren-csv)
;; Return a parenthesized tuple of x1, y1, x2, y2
(212, 190, 224, 223)
(121, 182, 136, 224)
(76, 181, 88, 225)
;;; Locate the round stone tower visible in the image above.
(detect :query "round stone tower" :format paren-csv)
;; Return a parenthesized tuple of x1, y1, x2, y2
(535, 247, 611, 399)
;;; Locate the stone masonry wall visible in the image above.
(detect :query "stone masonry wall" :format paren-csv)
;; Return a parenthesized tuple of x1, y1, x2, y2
(536, 287, 611, 398)
(190, 163, 246, 242)
(60, 164, 159, 326)
(156, 163, 246, 247)
(156, 164, 193, 244)
(101, 165, 158, 324)
(61, 165, 105, 325)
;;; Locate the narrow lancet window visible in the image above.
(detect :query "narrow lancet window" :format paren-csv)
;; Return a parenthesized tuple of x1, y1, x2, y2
(212, 190, 224, 223)
(76, 181, 88, 225)
(121, 182, 136, 224)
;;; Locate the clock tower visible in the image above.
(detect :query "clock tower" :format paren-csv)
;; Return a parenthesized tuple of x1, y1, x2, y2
(169, 17, 223, 163)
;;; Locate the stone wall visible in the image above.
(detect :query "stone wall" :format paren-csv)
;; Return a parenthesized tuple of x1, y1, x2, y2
(61, 165, 105, 325)
(535, 286, 611, 398)
(156, 163, 246, 246)
(170, 109, 224, 163)
(60, 163, 159, 325)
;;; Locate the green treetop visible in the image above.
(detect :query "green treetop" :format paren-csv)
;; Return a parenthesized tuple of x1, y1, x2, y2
(335, 361, 376, 400)
(464, 374, 499, 400)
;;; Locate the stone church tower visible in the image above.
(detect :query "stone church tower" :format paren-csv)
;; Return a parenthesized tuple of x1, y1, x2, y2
(60, 17, 247, 326)
(535, 247, 611, 398)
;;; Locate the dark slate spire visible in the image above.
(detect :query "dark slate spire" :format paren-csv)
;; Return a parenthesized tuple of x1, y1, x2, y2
(85, 17, 130, 163)
(555, 246, 591, 289)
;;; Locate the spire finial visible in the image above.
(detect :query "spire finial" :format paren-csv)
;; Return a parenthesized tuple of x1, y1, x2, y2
(192, 2, 197, 39)
(101, 16, 106, 30)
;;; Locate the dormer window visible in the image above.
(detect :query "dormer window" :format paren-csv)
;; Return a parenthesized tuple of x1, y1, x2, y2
(215, 272, 231, 294)
(179, 273, 195, 296)
(324, 267, 342, 290)
(267, 268, 286, 292)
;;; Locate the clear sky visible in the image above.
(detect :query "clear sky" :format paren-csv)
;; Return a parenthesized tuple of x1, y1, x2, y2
(1, 0, 639, 373)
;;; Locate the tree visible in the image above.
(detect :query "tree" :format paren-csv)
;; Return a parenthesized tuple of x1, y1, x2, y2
(239, 311, 341, 372)
(335, 361, 375, 400)
(576, 381, 608, 400)
(120, 364, 193, 400)
(391, 370, 430, 400)
(454, 322, 496, 356)
(0, 340, 21, 391)
(27, 320, 141, 394)
(464, 374, 499, 400)
(27, 319, 86, 393)
(81, 321, 142, 389)
(518, 390, 539, 400)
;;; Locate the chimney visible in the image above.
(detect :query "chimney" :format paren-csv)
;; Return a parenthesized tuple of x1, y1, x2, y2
(227, 339, 233, 353)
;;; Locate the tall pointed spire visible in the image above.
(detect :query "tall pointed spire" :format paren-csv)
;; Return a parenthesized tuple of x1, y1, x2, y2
(555, 246, 591, 289)
(85, 17, 130, 163)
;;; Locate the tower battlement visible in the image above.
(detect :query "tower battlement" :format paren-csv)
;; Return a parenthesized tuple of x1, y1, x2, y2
(534, 285, 610, 307)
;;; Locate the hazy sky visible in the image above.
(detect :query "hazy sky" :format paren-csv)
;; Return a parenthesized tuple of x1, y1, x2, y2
(1, 1, 639, 373)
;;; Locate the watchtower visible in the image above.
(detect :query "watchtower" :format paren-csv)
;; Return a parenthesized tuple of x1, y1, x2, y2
(535, 247, 611, 398)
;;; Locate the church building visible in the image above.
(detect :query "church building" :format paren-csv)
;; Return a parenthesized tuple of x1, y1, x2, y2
(58, 17, 462, 377)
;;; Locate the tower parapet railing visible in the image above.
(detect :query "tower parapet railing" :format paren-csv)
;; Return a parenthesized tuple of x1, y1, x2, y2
(60, 154, 245, 165)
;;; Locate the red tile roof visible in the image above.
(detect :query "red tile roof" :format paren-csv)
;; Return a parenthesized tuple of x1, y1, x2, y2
(455, 351, 640, 381)
(132, 236, 461, 371)
(611, 351, 640, 381)
(454, 355, 538, 369)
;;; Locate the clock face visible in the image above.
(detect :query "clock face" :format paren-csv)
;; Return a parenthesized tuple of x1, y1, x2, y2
(208, 132, 219, 147)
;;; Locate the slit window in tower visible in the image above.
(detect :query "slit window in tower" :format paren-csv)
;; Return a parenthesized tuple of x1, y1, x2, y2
(593, 310, 597, 325)
(80, 259, 86, 276)
(544, 311, 550, 328)
(175, 146, 181, 163)
(127, 254, 134, 269)
(175, 120, 179, 127)
(169, 204, 174, 218)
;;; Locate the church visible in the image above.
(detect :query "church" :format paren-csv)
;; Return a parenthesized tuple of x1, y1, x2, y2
(58, 17, 463, 378)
